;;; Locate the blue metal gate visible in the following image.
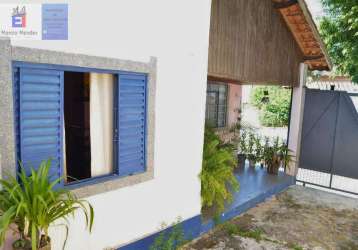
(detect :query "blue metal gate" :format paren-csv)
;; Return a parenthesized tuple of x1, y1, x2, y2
(297, 88, 358, 195)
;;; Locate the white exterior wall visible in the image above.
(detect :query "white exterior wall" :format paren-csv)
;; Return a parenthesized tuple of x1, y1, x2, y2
(7, 0, 212, 249)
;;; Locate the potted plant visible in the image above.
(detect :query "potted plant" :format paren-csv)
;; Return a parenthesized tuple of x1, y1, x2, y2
(254, 135, 263, 168)
(0, 159, 94, 250)
(246, 132, 256, 168)
(263, 137, 295, 175)
(263, 146, 280, 175)
(237, 130, 247, 168)
(262, 137, 279, 174)
(279, 141, 295, 172)
(260, 137, 270, 168)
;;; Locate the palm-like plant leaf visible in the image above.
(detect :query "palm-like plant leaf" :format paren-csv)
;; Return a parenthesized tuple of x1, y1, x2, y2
(0, 159, 94, 250)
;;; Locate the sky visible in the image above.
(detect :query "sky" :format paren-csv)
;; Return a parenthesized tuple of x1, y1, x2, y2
(305, 0, 325, 20)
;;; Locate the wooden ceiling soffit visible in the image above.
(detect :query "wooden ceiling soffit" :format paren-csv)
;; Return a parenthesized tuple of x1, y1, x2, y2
(273, 0, 332, 71)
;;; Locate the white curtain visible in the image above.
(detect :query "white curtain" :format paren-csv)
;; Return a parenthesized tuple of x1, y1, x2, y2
(90, 73, 114, 177)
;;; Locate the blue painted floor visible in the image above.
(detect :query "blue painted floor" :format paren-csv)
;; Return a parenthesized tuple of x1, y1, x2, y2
(230, 165, 294, 212)
(201, 165, 294, 232)
(120, 165, 295, 250)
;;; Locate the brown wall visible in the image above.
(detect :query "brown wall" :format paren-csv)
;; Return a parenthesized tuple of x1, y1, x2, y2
(208, 0, 304, 86)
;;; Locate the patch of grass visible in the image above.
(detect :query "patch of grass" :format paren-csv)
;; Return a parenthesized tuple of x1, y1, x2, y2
(238, 229, 263, 242)
(337, 240, 358, 250)
(221, 221, 301, 246)
(222, 222, 239, 236)
(287, 242, 303, 250)
(221, 222, 263, 242)
(278, 194, 302, 210)
(292, 245, 303, 250)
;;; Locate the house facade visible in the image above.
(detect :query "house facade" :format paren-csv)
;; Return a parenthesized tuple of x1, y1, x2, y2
(0, 0, 330, 249)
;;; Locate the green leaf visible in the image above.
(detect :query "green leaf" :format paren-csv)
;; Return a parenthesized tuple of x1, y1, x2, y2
(0, 159, 95, 249)
(320, 0, 358, 83)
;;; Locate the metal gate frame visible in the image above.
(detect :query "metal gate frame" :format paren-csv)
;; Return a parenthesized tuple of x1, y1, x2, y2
(296, 89, 358, 196)
(296, 177, 358, 196)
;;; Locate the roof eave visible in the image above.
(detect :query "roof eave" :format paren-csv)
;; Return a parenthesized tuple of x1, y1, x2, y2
(273, 0, 332, 71)
(297, 0, 332, 71)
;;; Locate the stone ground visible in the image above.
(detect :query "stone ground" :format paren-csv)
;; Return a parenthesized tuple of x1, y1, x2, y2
(183, 186, 358, 250)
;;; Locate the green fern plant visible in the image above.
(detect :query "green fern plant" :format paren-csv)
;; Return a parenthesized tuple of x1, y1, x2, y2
(0, 159, 94, 250)
(200, 127, 239, 213)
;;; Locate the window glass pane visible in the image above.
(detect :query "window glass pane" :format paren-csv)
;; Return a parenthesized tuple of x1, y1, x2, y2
(217, 112, 226, 127)
(206, 91, 218, 127)
(205, 81, 227, 127)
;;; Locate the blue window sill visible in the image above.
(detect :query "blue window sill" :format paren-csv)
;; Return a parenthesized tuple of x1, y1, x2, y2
(65, 174, 121, 189)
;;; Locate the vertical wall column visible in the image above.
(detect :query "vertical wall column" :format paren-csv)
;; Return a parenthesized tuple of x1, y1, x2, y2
(0, 38, 16, 178)
(227, 83, 242, 127)
(287, 63, 308, 176)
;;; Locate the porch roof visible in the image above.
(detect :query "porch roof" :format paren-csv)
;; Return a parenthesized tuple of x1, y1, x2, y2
(273, 0, 332, 71)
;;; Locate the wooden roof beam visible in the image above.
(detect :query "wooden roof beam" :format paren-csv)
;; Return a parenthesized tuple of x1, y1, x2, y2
(304, 55, 324, 61)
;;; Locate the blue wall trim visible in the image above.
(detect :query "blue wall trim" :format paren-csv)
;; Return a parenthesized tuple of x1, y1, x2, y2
(118, 178, 294, 250)
(119, 215, 202, 250)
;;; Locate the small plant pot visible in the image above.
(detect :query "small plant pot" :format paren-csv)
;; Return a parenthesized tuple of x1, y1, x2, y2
(248, 160, 256, 168)
(39, 236, 51, 250)
(237, 154, 246, 169)
(267, 163, 280, 175)
(247, 155, 256, 168)
(39, 244, 51, 250)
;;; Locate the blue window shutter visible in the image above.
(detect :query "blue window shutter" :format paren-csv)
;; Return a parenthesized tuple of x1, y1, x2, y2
(117, 73, 147, 176)
(16, 67, 64, 185)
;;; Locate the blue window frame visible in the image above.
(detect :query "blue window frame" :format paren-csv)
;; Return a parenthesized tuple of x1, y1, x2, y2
(13, 62, 148, 187)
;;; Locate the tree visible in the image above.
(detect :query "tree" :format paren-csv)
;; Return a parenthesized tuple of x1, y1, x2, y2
(250, 86, 291, 127)
(319, 0, 358, 83)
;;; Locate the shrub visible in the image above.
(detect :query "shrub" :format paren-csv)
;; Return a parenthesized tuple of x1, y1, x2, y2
(250, 86, 291, 127)
(200, 127, 239, 213)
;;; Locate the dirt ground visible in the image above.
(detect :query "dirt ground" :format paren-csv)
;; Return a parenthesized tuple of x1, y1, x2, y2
(183, 185, 358, 250)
